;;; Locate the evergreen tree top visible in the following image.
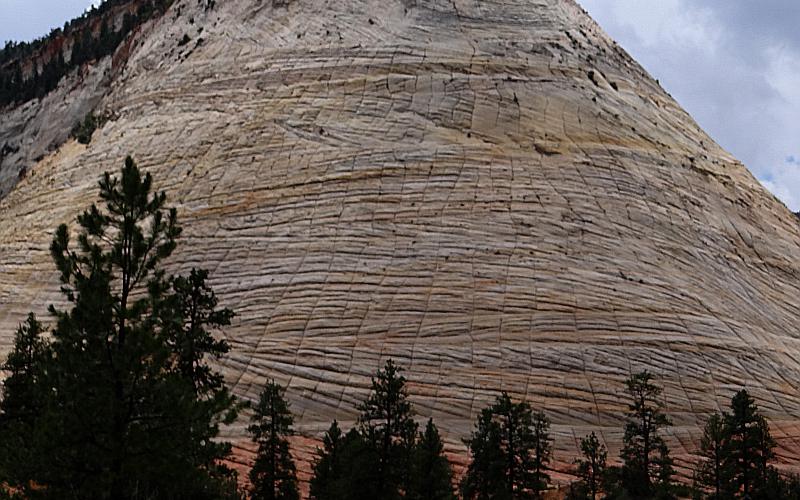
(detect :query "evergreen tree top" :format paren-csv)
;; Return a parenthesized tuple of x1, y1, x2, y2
(729, 389, 759, 424)
(322, 420, 343, 453)
(357, 359, 414, 426)
(249, 380, 295, 441)
(51, 156, 180, 300)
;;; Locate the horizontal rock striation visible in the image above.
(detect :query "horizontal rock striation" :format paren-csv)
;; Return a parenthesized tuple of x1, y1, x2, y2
(2, 0, 800, 479)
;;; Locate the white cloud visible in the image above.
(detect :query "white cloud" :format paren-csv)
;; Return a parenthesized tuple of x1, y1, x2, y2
(760, 172, 800, 212)
(764, 45, 800, 107)
(579, 0, 800, 211)
(581, 0, 720, 50)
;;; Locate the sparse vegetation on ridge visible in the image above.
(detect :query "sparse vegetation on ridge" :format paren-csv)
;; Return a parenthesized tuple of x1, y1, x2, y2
(0, 0, 175, 109)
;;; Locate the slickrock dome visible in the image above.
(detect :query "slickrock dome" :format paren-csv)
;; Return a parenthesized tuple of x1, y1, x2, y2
(2, 0, 800, 478)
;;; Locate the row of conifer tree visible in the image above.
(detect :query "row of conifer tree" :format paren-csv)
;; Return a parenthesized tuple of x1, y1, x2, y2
(0, 157, 797, 499)
(251, 360, 798, 500)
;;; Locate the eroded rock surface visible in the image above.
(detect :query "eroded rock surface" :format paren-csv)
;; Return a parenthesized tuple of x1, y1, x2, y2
(1, 0, 800, 480)
(0, 59, 111, 197)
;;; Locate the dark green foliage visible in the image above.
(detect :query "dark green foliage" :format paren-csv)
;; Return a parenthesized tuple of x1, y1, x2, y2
(248, 380, 300, 500)
(530, 410, 552, 495)
(696, 412, 733, 499)
(318, 428, 381, 500)
(0, 314, 47, 425)
(601, 466, 629, 500)
(0, 157, 240, 498)
(564, 481, 592, 500)
(161, 268, 234, 393)
(310, 360, 424, 500)
(575, 432, 607, 500)
(158, 268, 241, 498)
(357, 359, 418, 499)
(310, 420, 345, 500)
(0, 314, 50, 496)
(407, 419, 456, 500)
(692, 391, 792, 500)
(71, 112, 101, 144)
(762, 471, 800, 500)
(0, 0, 175, 108)
(652, 442, 676, 499)
(461, 392, 552, 500)
(460, 408, 506, 500)
(725, 389, 775, 499)
(616, 371, 674, 499)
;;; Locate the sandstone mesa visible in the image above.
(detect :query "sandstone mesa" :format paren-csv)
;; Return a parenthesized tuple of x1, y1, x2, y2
(1, 0, 800, 480)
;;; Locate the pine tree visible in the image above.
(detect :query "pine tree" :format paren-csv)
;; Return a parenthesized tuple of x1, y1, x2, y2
(575, 432, 607, 500)
(329, 428, 381, 500)
(158, 266, 241, 496)
(460, 408, 506, 500)
(725, 390, 775, 499)
(564, 482, 591, 500)
(407, 419, 455, 500)
(248, 380, 299, 500)
(162, 268, 234, 393)
(0, 314, 47, 425)
(697, 412, 732, 499)
(530, 410, 552, 496)
(461, 393, 552, 499)
(619, 371, 673, 498)
(0, 314, 49, 495)
(653, 441, 676, 499)
(357, 359, 418, 499)
(310, 420, 344, 500)
(17, 156, 240, 498)
(97, 20, 111, 59)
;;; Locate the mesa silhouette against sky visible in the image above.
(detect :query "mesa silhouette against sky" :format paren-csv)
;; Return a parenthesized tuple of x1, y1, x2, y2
(0, 0, 799, 211)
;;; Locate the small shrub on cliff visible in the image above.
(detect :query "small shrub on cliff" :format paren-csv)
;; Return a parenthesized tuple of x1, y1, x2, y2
(70, 111, 101, 144)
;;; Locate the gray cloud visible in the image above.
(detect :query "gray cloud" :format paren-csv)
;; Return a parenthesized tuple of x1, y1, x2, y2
(580, 0, 800, 210)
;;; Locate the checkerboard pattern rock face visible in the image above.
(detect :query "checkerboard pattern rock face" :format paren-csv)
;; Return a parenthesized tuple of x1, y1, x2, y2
(2, 0, 800, 476)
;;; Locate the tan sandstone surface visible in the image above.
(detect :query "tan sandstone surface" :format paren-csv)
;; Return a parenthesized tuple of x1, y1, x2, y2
(2, 0, 800, 482)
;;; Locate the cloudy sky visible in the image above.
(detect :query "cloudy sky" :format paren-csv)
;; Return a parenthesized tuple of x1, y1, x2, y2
(1, 0, 799, 209)
(581, 0, 800, 210)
